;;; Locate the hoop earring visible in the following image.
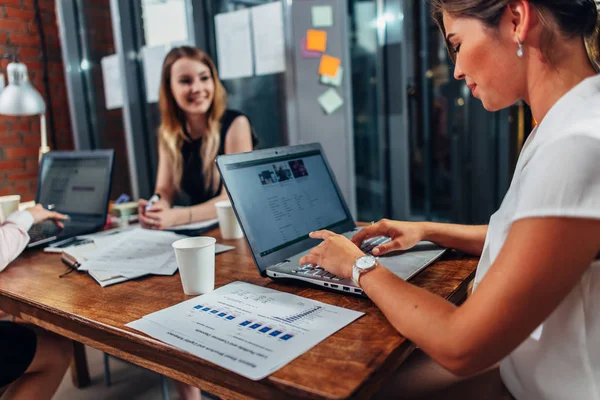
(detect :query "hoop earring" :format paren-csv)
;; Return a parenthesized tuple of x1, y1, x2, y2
(517, 39, 524, 58)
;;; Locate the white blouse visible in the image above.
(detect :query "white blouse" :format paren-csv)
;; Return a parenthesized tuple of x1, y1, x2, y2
(473, 74, 600, 400)
(0, 210, 34, 272)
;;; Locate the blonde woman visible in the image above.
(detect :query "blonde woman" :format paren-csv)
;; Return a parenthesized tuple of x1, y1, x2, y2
(138, 46, 255, 230)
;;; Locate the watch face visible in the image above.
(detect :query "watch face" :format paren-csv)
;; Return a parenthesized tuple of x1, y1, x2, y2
(356, 255, 376, 271)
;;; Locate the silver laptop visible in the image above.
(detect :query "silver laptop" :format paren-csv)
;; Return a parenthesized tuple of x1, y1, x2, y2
(216, 143, 446, 296)
(27, 150, 114, 248)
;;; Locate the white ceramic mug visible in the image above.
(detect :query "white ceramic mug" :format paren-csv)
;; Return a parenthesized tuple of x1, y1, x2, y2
(172, 236, 216, 295)
(0, 195, 21, 223)
(215, 200, 243, 239)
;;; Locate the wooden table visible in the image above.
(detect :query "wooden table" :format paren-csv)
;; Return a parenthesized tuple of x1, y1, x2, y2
(0, 228, 476, 399)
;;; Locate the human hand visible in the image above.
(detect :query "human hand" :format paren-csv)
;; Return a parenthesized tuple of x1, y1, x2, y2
(298, 230, 365, 279)
(140, 205, 180, 230)
(351, 219, 426, 256)
(138, 198, 170, 228)
(26, 204, 68, 228)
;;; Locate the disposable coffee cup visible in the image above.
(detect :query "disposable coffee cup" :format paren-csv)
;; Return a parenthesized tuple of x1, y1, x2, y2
(215, 200, 243, 239)
(172, 236, 216, 295)
(0, 195, 21, 223)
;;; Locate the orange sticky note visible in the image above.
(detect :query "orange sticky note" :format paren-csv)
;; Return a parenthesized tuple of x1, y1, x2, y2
(306, 29, 327, 52)
(318, 55, 341, 78)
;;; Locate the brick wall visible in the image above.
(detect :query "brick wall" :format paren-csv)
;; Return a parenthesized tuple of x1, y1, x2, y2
(0, 0, 73, 201)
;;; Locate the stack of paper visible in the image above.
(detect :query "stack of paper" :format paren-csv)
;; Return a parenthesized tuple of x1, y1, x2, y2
(69, 228, 234, 287)
(127, 281, 364, 380)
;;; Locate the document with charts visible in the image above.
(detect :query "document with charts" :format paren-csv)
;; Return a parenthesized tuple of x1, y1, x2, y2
(127, 281, 364, 380)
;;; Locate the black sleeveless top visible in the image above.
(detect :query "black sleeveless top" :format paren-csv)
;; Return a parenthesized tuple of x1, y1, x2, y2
(176, 109, 255, 206)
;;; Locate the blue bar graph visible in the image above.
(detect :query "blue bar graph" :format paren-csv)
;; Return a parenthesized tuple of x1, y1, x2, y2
(273, 306, 322, 324)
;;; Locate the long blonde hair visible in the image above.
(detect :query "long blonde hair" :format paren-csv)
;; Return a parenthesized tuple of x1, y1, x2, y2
(158, 46, 227, 193)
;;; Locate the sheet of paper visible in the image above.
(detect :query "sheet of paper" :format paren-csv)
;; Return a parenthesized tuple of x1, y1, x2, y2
(318, 55, 341, 77)
(142, 45, 170, 103)
(78, 229, 185, 275)
(251, 2, 286, 75)
(306, 29, 327, 52)
(311, 5, 333, 28)
(300, 38, 321, 58)
(167, 218, 218, 231)
(127, 281, 363, 380)
(142, 0, 189, 47)
(318, 88, 344, 114)
(101, 54, 123, 110)
(215, 9, 253, 80)
(88, 270, 148, 287)
(320, 66, 343, 86)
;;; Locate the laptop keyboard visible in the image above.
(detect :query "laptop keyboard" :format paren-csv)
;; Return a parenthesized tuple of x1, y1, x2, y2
(28, 220, 62, 242)
(291, 236, 391, 280)
(28, 220, 95, 243)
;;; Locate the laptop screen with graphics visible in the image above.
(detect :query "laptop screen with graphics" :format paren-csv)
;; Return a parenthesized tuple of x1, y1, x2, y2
(217, 143, 356, 276)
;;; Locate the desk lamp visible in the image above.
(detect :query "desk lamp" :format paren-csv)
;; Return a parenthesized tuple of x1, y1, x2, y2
(0, 55, 49, 158)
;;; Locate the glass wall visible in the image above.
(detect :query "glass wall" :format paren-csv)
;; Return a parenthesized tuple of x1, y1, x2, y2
(349, 0, 522, 224)
(60, 0, 526, 219)
(203, 0, 288, 150)
(67, 0, 133, 199)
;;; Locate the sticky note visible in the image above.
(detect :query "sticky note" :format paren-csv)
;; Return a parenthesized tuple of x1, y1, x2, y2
(320, 66, 343, 86)
(318, 55, 341, 77)
(306, 29, 327, 52)
(318, 88, 344, 115)
(301, 38, 321, 58)
(312, 6, 333, 27)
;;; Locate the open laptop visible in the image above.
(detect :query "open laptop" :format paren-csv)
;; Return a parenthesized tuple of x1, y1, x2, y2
(216, 143, 446, 296)
(27, 150, 114, 248)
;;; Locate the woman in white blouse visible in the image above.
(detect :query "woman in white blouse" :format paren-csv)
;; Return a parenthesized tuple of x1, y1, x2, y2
(300, 1, 600, 399)
(0, 205, 72, 399)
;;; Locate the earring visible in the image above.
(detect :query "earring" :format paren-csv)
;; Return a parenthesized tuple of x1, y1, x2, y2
(517, 39, 524, 58)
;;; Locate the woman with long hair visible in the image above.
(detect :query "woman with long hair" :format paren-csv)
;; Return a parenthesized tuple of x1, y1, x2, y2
(301, 1, 600, 398)
(138, 46, 255, 230)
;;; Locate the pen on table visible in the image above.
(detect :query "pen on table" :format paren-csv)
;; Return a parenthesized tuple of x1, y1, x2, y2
(146, 193, 161, 212)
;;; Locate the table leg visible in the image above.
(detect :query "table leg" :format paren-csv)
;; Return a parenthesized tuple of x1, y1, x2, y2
(70, 341, 91, 388)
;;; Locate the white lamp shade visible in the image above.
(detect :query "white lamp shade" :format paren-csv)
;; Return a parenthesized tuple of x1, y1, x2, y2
(0, 62, 46, 116)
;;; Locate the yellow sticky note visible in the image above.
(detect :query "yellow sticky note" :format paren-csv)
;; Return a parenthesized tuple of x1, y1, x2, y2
(318, 55, 341, 78)
(306, 29, 327, 52)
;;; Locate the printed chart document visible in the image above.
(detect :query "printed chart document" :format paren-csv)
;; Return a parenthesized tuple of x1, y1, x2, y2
(251, 1, 286, 75)
(127, 281, 363, 380)
(215, 9, 253, 80)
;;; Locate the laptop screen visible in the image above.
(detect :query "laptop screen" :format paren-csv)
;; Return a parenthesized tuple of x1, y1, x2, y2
(219, 145, 355, 274)
(37, 154, 112, 217)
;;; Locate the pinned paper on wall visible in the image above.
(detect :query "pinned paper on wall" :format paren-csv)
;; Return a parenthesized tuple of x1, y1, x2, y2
(142, 45, 170, 103)
(318, 54, 341, 77)
(306, 29, 327, 52)
(318, 88, 344, 115)
(311, 5, 333, 27)
(101, 54, 124, 110)
(215, 9, 253, 80)
(301, 38, 321, 58)
(320, 66, 343, 87)
(251, 1, 286, 75)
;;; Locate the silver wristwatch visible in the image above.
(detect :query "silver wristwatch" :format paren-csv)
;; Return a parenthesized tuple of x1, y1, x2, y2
(352, 255, 378, 287)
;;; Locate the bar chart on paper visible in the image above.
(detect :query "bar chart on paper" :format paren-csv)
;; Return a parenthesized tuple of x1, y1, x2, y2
(128, 282, 364, 380)
(273, 306, 323, 324)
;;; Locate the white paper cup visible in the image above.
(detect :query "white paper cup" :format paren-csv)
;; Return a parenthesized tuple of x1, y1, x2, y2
(215, 200, 243, 239)
(172, 236, 216, 295)
(0, 195, 21, 223)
